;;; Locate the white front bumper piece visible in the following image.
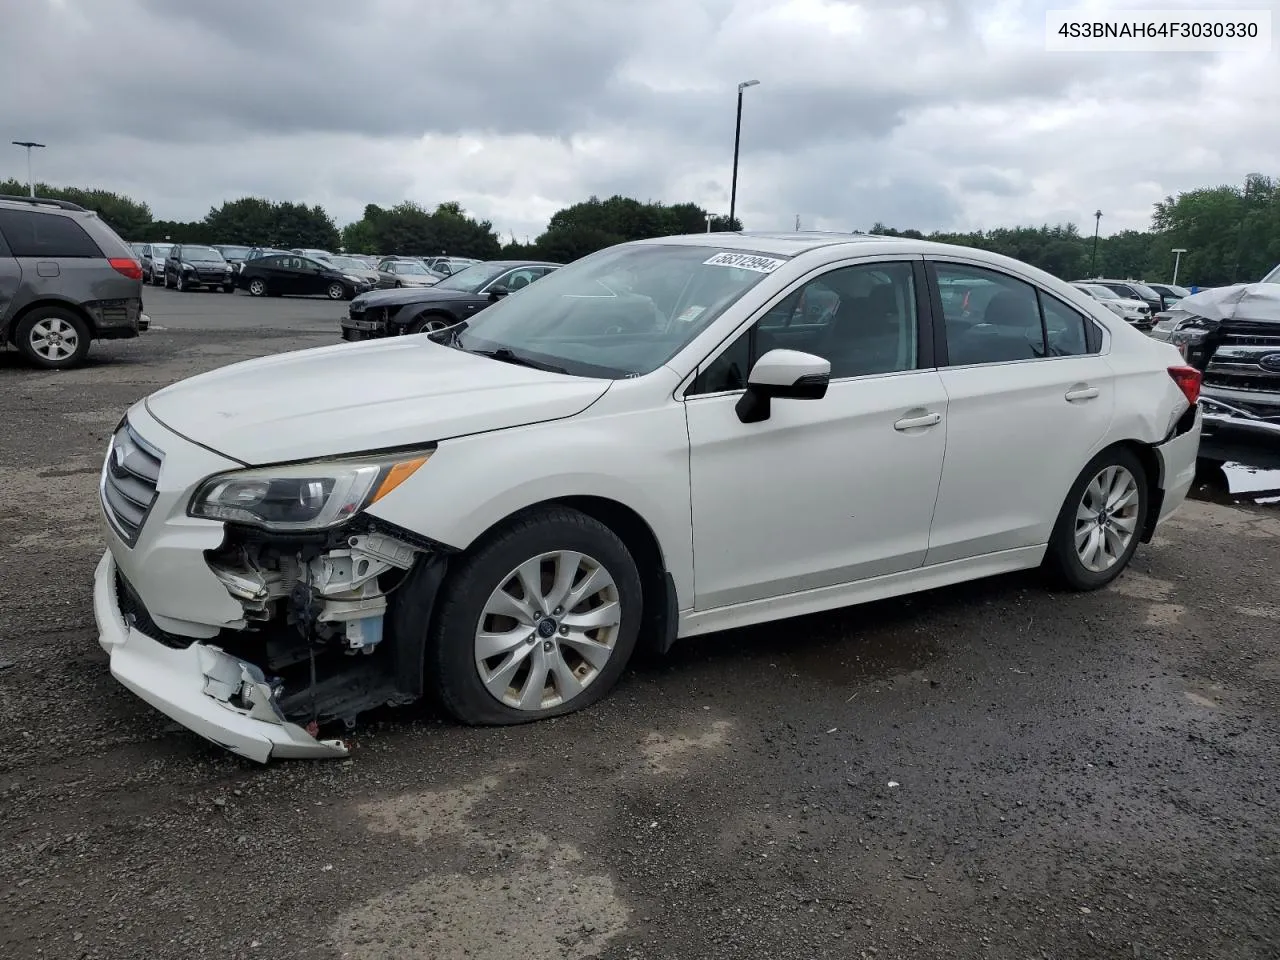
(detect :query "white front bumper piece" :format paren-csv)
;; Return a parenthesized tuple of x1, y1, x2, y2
(94, 551, 349, 763)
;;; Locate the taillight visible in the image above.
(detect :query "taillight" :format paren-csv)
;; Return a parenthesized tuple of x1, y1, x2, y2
(1167, 365, 1201, 405)
(109, 257, 143, 280)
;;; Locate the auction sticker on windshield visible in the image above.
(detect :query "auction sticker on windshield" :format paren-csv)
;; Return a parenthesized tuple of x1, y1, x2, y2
(703, 252, 787, 273)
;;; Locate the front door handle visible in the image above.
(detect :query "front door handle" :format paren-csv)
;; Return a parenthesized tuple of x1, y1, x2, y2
(1065, 386, 1100, 402)
(894, 412, 941, 431)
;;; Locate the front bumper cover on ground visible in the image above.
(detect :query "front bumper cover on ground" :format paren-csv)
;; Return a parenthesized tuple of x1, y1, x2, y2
(94, 551, 349, 763)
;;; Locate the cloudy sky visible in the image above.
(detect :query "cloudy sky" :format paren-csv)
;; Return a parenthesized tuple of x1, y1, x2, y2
(3, 0, 1276, 240)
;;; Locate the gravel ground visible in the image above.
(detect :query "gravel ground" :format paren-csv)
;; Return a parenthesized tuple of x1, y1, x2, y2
(1, 288, 1278, 960)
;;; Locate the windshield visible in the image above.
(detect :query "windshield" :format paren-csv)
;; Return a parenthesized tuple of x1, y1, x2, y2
(218, 246, 250, 258)
(391, 261, 430, 276)
(150, 244, 172, 258)
(435, 262, 514, 292)
(183, 246, 224, 261)
(454, 244, 787, 378)
(1127, 282, 1160, 300)
(1079, 284, 1118, 299)
(329, 256, 365, 271)
(1263, 264, 1280, 284)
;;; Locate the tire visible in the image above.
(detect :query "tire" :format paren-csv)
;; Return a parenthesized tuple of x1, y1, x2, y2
(223, 284, 236, 294)
(175, 273, 186, 292)
(408, 315, 451, 335)
(394, 281, 403, 288)
(163, 272, 172, 289)
(327, 282, 346, 300)
(425, 507, 644, 725)
(1043, 446, 1149, 591)
(247, 278, 266, 297)
(14, 307, 92, 370)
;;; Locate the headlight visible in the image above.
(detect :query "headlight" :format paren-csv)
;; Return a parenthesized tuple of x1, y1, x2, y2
(344, 274, 362, 284)
(189, 451, 433, 531)
(182, 262, 195, 270)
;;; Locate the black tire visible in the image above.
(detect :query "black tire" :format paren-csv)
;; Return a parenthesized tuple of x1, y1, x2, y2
(163, 272, 172, 289)
(247, 278, 267, 297)
(14, 307, 92, 370)
(1043, 446, 1149, 591)
(326, 282, 347, 300)
(175, 273, 186, 292)
(424, 507, 644, 725)
(408, 314, 451, 335)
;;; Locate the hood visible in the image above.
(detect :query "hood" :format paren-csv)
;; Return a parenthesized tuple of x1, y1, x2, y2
(1111, 298, 1147, 311)
(144, 338, 610, 464)
(1176, 283, 1280, 327)
(355, 285, 461, 308)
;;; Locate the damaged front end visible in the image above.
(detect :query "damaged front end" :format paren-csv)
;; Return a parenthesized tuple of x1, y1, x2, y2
(98, 517, 448, 763)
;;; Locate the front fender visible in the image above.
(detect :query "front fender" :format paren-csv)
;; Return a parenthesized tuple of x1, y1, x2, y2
(364, 384, 695, 607)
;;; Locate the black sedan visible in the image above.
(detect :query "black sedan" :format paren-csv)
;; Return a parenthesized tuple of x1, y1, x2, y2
(238, 253, 374, 300)
(341, 260, 560, 340)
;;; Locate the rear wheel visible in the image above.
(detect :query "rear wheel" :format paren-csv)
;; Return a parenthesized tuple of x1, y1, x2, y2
(425, 507, 643, 725)
(15, 308, 92, 370)
(247, 278, 266, 297)
(1043, 447, 1148, 590)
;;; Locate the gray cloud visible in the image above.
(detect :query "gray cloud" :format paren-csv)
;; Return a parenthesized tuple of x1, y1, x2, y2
(2, 0, 1275, 239)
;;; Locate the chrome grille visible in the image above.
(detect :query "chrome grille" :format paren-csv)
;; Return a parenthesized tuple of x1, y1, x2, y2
(100, 422, 163, 546)
(1204, 333, 1280, 396)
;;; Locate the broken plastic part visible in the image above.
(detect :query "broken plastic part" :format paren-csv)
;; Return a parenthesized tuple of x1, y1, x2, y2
(345, 615, 384, 652)
(346, 533, 416, 569)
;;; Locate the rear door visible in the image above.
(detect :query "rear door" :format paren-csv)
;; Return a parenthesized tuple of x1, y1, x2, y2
(0, 226, 21, 335)
(923, 258, 1115, 564)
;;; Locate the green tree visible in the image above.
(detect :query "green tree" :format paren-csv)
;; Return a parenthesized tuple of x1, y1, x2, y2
(0, 178, 153, 237)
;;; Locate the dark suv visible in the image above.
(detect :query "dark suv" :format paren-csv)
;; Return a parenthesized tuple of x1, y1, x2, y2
(1086, 278, 1167, 316)
(0, 194, 146, 369)
(164, 244, 235, 292)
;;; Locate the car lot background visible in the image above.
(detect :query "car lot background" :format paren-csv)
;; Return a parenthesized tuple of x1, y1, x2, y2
(1, 287, 1278, 960)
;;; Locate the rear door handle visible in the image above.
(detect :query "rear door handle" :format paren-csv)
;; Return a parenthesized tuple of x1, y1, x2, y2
(1065, 386, 1100, 401)
(894, 412, 941, 431)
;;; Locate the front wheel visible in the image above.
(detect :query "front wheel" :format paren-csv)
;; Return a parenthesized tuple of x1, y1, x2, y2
(247, 278, 266, 297)
(408, 315, 451, 335)
(424, 507, 643, 725)
(1043, 447, 1149, 590)
(175, 273, 186, 292)
(327, 281, 347, 300)
(163, 272, 172, 289)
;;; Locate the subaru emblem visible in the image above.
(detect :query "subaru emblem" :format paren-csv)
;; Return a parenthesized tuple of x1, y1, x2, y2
(1260, 353, 1280, 373)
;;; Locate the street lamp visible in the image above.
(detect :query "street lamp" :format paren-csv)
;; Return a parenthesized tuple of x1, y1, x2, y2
(705, 212, 714, 233)
(728, 79, 759, 230)
(1171, 247, 1187, 286)
(1089, 209, 1102, 276)
(11, 141, 46, 198)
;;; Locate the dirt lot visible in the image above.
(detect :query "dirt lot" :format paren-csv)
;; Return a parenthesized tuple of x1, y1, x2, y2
(1, 287, 1278, 960)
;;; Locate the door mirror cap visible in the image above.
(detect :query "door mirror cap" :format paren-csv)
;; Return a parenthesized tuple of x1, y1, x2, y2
(736, 349, 831, 423)
(488, 284, 510, 300)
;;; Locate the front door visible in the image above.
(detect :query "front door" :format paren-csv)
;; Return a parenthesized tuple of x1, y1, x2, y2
(685, 258, 948, 610)
(923, 259, 1115, 564)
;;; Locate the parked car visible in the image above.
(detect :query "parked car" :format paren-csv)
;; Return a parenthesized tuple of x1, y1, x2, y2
(213, 245, 253, 272)
(326, 254, 380, 288)
(164, 244, 235, 292)
(139, 242, 173, 285)
(90, 232, 1203, 760)
(423, 256, 481, 279)
(344, 261, 559, 339)
(129, 241, 147, 258)
(246, 246, 290, 262)
(1262, 264, 1279, 283)
(1070, 281, 1151, 328)
(1145, 282, 1191, 307)
(1083, 277, 1167, 315)
(237, 252, 372, 299)
(290, 248, 335, 264)
(0, 193, 147, 369)
(1150, 283, 1280, 470)
(376, 259, 438, 288)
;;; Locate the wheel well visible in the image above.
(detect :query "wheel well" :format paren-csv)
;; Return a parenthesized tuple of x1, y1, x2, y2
(403, 308, 454, 327)
(6, 298, 97, 343)
(472, 496, 675, 655)
(1105, 439, 1164, 543)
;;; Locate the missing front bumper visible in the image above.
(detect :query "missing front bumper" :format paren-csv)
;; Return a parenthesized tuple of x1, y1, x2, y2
(94, 551, 349, 763)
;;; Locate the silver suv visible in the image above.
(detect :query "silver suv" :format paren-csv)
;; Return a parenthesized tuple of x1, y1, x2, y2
(0, 194, 146, 369)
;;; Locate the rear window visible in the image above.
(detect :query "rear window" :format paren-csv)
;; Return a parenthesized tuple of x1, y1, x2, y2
(0, 208, 103, 258)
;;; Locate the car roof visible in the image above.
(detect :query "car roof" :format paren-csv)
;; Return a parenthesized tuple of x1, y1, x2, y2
(631, 230, 1036, 265)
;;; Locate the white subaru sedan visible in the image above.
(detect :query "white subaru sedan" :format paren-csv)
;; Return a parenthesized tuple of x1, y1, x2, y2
(94, 233, 1202, 761)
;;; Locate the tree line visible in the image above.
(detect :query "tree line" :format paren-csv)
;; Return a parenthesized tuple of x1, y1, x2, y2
(3, 173, 1277, 287)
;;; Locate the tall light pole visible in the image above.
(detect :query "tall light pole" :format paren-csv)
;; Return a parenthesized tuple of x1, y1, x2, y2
(705, 212, 714, 233)
(11, 141, 45, 197)
(1171, 247, 1187, 286)
(728, 79, 759, 230)
(1090, 209, 1102, 276)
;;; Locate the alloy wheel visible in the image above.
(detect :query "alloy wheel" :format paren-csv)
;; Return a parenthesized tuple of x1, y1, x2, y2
(474, 550, 622, 711)
(327, 282, 345, 300)
(249, 279, 265, 296)
(1074, 465, 1140, 573)
(28, 317, 80, 363)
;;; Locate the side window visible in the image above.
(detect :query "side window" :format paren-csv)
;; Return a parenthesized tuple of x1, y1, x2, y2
(0, 209, 102, 258)
(689, 261, 919, 395)
(1038, 292, 1090, 356)
(933, 263, 1045, 365)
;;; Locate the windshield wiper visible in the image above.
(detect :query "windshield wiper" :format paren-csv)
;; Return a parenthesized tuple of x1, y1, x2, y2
(469, 346, 569, 375)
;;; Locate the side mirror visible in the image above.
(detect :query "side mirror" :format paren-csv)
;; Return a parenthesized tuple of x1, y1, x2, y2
(735, 349, 830, 424)
(488, 285, 510, 301)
